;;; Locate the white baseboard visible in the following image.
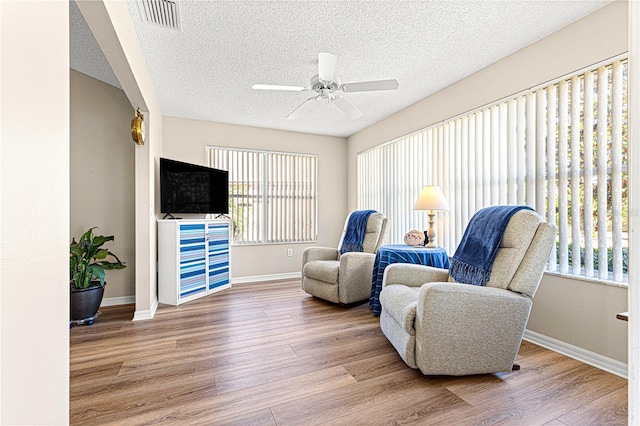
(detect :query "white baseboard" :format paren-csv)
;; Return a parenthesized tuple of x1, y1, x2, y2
(231, 272, 301, 284)
(101, 295, 135, 306)
(132, 298, 158, 321)
(99, 295, 158, 321)
(523, 329, 628, 379)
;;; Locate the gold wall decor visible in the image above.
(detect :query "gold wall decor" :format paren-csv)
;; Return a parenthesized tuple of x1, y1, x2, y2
(131, 108, 145, 145)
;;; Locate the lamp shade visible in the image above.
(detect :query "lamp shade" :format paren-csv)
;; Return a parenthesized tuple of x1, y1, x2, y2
(413, 185, 450, 211)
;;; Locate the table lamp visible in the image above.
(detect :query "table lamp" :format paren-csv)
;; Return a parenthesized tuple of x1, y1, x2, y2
(413, 185, 449, 248)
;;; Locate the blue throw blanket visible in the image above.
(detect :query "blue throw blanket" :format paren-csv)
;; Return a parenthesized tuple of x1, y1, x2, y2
(339, 210, 377, 254)
(449, 205, 533, 286)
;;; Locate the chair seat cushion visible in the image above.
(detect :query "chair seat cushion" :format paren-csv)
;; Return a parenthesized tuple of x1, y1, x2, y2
(379, 284, 419, 335)
(303, 260, 340, 285)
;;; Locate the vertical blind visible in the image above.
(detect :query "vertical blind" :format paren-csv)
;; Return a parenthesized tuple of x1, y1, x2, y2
(358, 58, 628, 283)
(208, 146, 317, 244)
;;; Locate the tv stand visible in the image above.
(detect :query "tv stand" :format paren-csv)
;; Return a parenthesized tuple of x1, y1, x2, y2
(157, 218, 231, 305)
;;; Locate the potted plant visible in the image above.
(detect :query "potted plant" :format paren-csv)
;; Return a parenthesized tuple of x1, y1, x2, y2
(70, 227, 126, 324)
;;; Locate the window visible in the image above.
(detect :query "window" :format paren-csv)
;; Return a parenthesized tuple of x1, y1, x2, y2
(358, 57, 628, 284)
(207, 147, 318, 245)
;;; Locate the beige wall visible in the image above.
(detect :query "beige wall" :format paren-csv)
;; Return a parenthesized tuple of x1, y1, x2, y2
(529, 275, 628, 361)
(76, 0, 162, 320)
(162, 116, 348, 279)
(70, 70, 135, 299)
(347, 1, 629, 363)
(1, 1, 70, 423)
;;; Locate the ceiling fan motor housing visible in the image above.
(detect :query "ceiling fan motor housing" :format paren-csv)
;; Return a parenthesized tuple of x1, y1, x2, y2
(310, 74, 340, 93)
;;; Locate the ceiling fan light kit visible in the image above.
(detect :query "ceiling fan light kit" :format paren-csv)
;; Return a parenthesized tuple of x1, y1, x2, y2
(253, 52, 399, 120)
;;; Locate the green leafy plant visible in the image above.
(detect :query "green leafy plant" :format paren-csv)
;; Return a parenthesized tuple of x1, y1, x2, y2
(70, 227, 126, 289)
(556, 242, 628, 276)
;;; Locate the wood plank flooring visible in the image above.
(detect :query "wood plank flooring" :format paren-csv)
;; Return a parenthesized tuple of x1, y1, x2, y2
(70, 279, 628, 425)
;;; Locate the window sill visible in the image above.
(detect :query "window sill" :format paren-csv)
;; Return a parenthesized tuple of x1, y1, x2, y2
(543, 270, 628, 289)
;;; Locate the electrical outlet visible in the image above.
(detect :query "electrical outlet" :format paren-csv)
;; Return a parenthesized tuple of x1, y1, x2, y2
(287, 248, 293, 257)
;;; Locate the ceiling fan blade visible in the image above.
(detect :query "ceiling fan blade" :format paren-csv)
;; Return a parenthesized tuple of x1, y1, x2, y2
(318, 52, 337, 82)
(286, 97, 315, 120)
(341, 79, 399, 93)
(333, 97, 363, 120)
(252, 84, 306, 91)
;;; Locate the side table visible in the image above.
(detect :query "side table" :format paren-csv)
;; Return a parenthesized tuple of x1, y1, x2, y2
(370, 244, 450, 316)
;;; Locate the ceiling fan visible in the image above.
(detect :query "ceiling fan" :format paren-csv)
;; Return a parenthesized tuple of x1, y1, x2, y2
(252, 52, 399, 120)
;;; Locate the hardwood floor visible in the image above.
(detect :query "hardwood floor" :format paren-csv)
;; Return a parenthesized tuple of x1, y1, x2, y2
(70, 280, 628, 425)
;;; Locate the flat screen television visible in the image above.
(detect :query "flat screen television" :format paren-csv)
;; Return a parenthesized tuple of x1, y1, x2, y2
(160, 158, 229, 215)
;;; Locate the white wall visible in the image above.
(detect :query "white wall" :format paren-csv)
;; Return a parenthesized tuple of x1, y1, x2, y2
(70, 69, 135, 300)
(347, 1, 629, 363)
(162, 116, 348, 280)
(626, 1, 639, 419)
(0, 1, 69, 424)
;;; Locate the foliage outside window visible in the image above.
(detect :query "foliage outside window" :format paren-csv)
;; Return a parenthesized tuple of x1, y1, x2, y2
(208, 147, 318, 245)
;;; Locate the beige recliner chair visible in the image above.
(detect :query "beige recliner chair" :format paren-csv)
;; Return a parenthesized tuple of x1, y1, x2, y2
(379, 208, 555, 375)
(302, 211, 388, 304)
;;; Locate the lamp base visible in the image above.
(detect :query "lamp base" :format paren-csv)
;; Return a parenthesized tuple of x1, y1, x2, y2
(425, 212, 438, 248)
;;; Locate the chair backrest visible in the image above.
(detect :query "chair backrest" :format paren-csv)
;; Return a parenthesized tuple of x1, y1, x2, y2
(337, 211, 388, 254)
(485, 209, 556, 297)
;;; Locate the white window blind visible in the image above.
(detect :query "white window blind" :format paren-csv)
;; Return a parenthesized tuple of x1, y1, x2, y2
(207, 147, 318, 245)
(358, 58, 628, 283)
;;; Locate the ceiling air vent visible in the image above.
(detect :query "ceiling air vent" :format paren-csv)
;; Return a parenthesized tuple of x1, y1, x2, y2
(138, 0, 181, 31)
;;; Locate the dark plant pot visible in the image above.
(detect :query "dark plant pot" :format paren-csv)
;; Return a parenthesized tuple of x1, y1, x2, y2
(70, 282, 105, 322)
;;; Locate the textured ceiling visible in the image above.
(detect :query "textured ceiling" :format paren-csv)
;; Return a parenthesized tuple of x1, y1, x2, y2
(70, 0, 611, 138)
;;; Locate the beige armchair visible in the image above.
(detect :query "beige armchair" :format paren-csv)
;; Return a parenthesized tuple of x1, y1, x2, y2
(379, 208, 555, 375)
(302, 211, 388, 304)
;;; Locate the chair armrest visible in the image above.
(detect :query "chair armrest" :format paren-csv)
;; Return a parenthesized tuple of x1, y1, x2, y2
(338, 252, 376, 304)
(302, 247, 339, 265)
(414, 282, 532, 375)
(339, 252, 376, 271)
(417, 282, 532, 318)
(382, 263, 451, 289)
